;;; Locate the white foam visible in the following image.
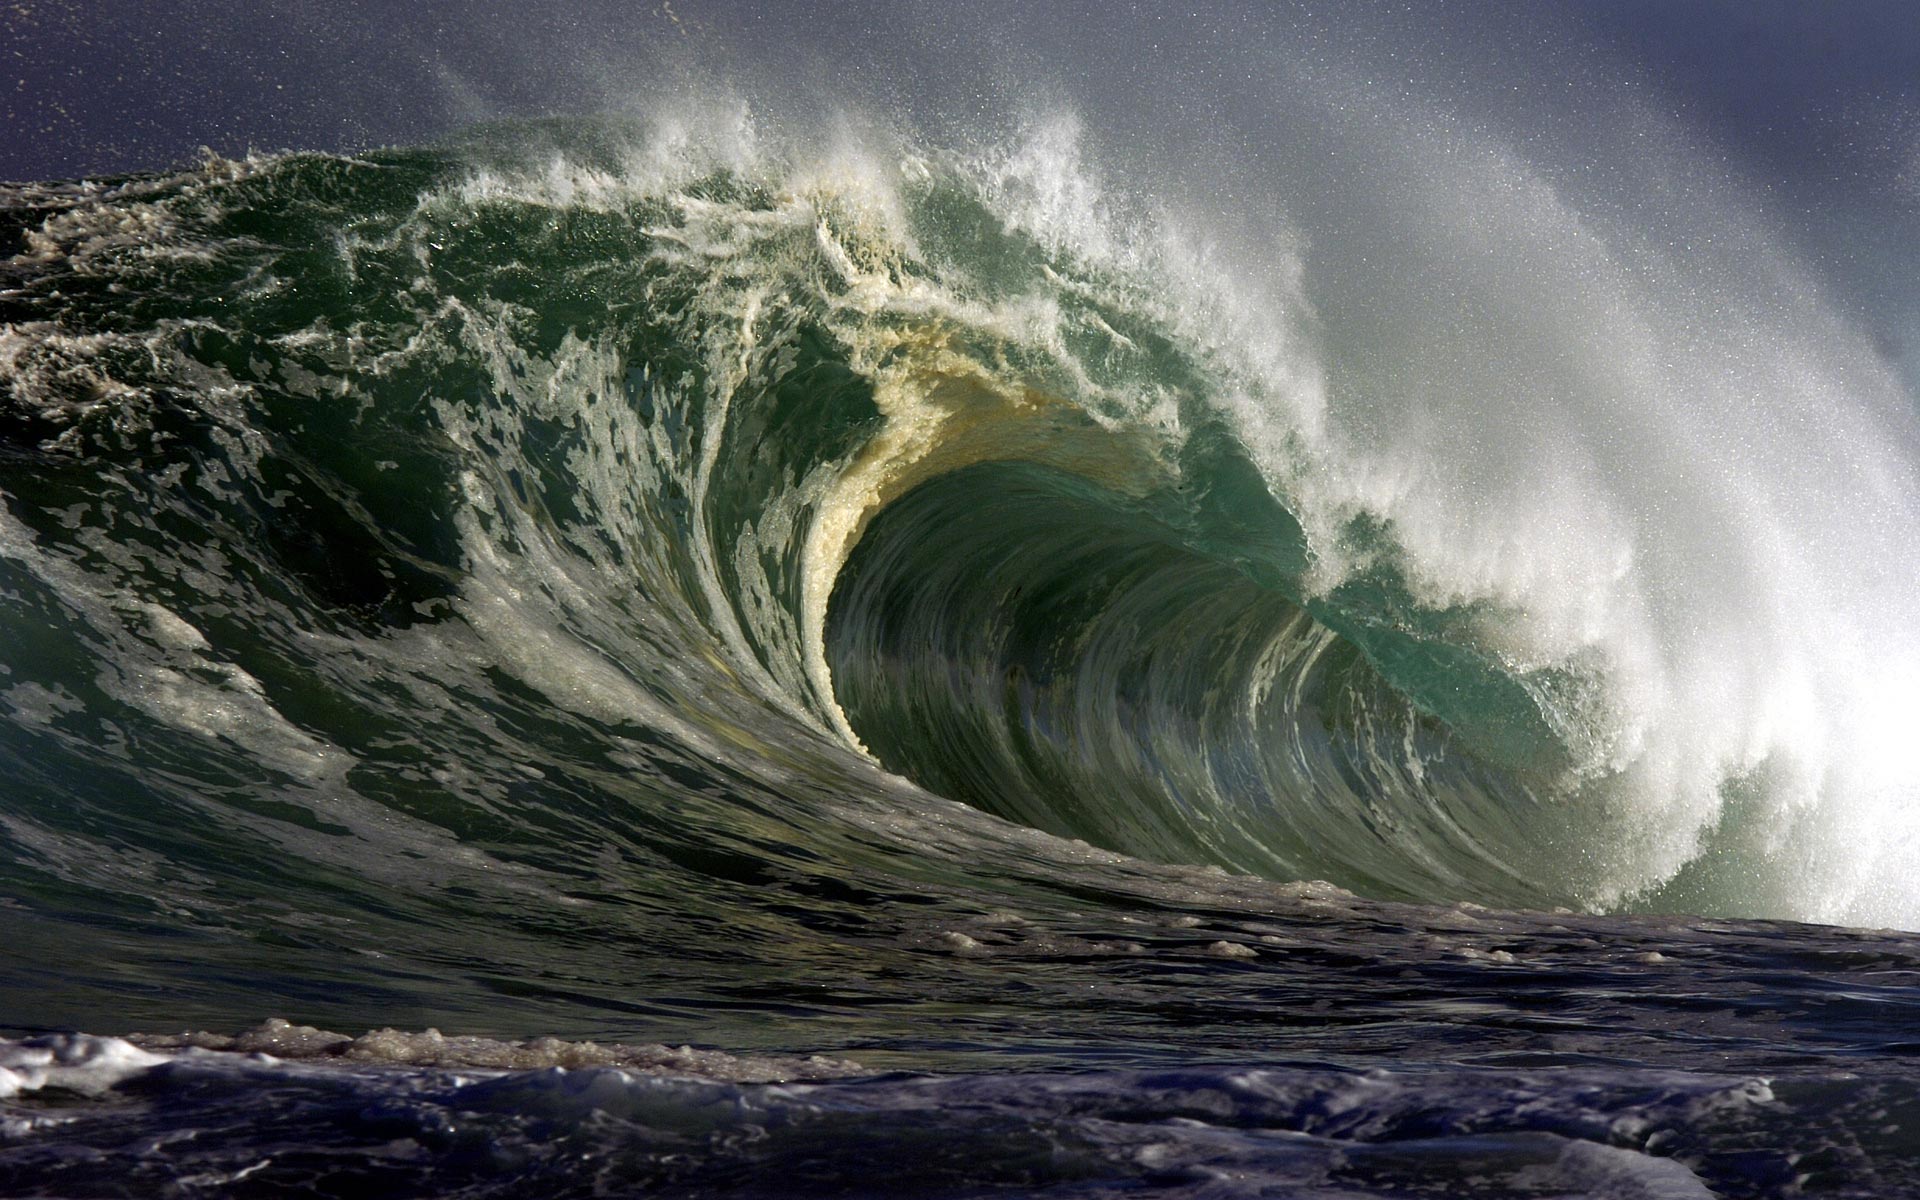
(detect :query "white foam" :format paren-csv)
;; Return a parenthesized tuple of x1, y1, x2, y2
(0, 1035, 166, 1099)
(139, 1019, 861, 1082)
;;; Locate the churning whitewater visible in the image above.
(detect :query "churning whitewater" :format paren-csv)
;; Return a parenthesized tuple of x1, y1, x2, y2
(3, 59, 1920, 1198)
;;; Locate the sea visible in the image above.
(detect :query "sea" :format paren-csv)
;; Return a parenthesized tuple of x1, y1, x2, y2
(3, 3, 1920, 1196)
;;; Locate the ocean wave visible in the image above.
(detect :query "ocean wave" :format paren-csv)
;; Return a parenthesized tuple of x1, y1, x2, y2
(7, 110, 1914, 932)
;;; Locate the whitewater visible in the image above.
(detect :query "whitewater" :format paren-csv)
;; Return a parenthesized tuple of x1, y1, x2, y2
(4, 2, 1920, 1194)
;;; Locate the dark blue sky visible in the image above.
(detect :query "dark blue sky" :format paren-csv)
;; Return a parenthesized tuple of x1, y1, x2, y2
(4, 1, 1915, 363)
(5, 2, 1916, 190)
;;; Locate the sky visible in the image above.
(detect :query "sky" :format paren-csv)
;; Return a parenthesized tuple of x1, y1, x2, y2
(3, 2, 1915, 186)
(2, 1, 1915, 366)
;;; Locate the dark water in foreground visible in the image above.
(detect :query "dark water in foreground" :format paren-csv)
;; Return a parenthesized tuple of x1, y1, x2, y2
(7, 893, 1920, 1196)
(9, 895, 1920, 1197)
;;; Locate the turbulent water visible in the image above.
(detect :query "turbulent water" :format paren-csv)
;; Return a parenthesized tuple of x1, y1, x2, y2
(2, 75, 1920, 1197)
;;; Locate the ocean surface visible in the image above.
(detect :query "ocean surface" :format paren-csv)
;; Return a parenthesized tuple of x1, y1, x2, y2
(4, 5, 1920, 1194)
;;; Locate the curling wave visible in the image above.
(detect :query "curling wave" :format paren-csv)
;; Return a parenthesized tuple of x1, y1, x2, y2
(2, 104, 1917, 965)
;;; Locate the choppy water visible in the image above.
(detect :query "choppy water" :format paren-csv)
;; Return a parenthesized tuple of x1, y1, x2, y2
(3, 15, 1920, 1193)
